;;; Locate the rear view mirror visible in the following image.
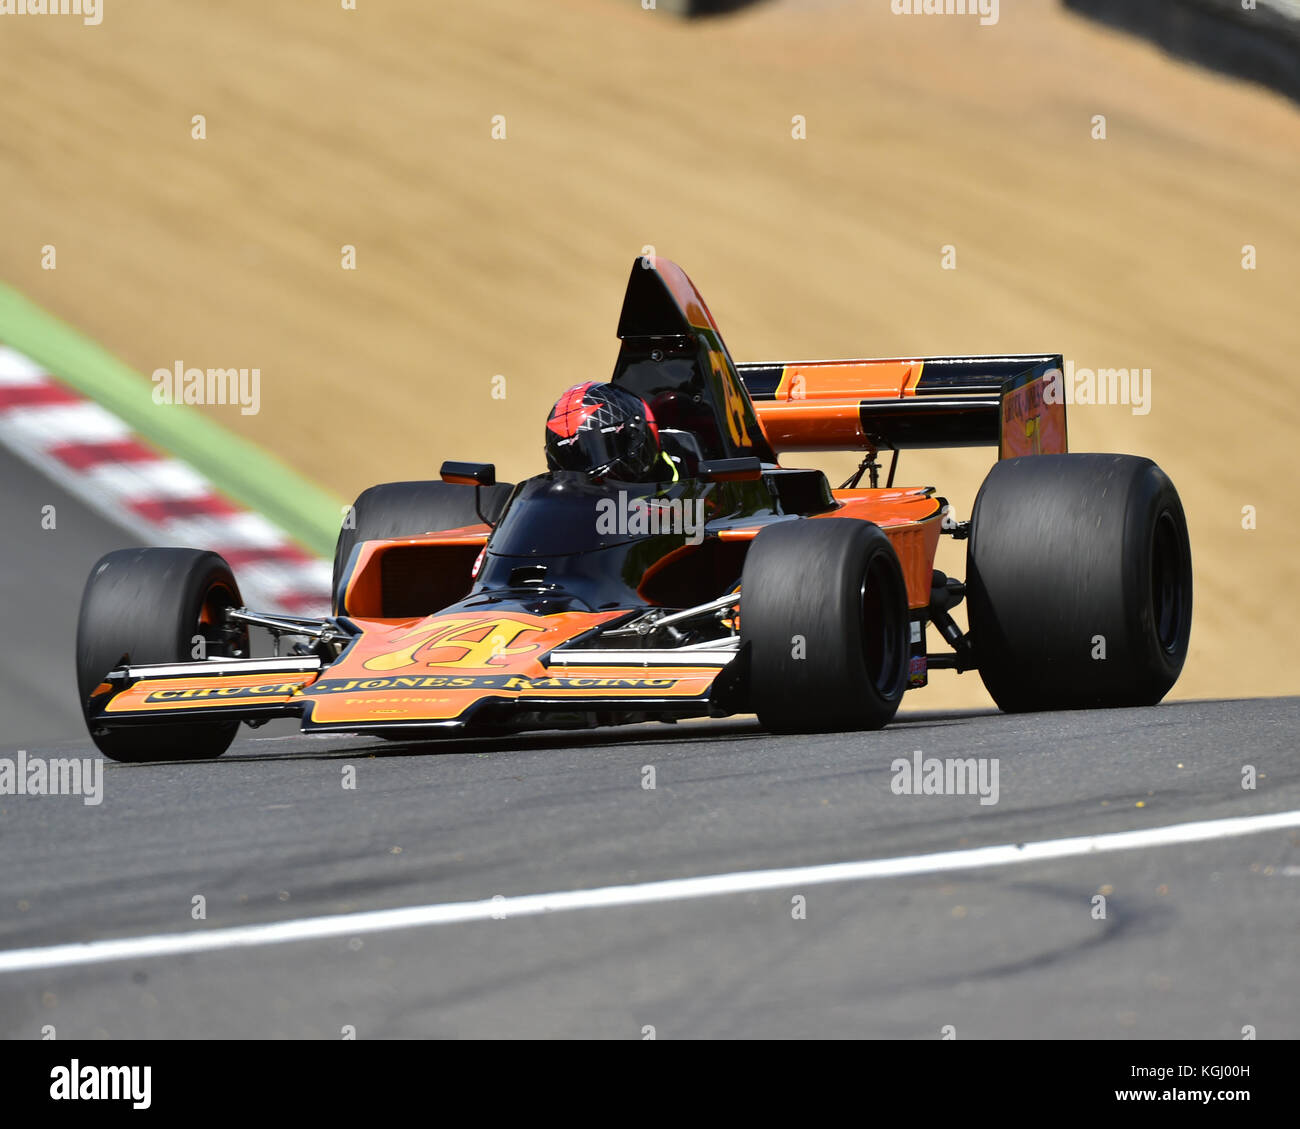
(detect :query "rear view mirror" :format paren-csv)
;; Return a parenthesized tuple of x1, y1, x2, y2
(440, 461, 496, 487)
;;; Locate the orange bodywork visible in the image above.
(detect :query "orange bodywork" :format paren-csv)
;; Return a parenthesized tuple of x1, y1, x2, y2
(827, 491, 944, 609)
(716, 487, 943, 609)
(754, 360, 924, 451)
(756, 401, 867, 451)
(303, 609, 718, 726)
(103, 609, 724, 729)
(772, 360, 925, 401)
(341, 523, 491, 618)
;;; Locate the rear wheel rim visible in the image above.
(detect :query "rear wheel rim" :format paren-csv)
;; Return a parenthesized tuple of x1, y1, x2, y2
(1150, 510, 1185, 654)
(860, 556, 903, 696)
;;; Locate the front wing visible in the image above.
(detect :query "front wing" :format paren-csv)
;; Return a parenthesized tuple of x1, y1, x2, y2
(88, 613, 739, 735)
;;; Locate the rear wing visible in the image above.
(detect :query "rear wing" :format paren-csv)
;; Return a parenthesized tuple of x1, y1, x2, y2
(737, 355, 1067, 459)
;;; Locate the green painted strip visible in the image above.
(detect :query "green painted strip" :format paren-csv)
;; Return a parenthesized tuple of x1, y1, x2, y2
(0, 282, 342, 556)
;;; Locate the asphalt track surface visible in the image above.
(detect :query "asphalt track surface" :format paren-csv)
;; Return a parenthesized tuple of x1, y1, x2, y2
(0, 445, 142, 747)
(2, 446, 1297, 1039)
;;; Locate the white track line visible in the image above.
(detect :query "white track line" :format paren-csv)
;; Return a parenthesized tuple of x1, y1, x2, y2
(2, 809, 1296, 974)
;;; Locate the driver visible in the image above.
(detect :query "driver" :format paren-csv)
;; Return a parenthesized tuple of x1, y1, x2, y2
(544, 381, 675, 482)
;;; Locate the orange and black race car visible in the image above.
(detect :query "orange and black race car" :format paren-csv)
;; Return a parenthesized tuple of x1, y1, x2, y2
(75, 257, 1193, 762)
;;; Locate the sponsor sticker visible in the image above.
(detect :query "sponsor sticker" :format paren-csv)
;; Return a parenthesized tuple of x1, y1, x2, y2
(303, 675, 680, 694)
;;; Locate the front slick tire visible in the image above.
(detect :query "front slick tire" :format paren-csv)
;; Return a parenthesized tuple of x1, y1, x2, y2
(740, 519, 910, 733)
(76, 548, 248, 762)
(966, 453, 1193, 713)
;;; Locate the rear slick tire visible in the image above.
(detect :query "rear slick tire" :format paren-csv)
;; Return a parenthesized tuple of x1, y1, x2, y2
(966, 453, 1192, 713)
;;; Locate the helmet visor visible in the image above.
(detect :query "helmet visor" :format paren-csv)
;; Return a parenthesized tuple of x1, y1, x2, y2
(548, 422, 637, 477)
